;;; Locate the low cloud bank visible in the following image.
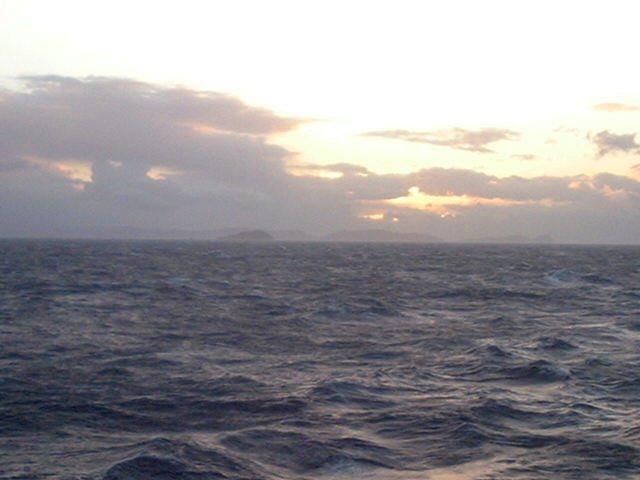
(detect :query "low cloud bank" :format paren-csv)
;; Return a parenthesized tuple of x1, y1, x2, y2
(1, 76, 639, 244)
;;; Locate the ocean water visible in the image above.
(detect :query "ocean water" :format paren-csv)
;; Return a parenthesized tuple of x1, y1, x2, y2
(1, 240, 639, 480)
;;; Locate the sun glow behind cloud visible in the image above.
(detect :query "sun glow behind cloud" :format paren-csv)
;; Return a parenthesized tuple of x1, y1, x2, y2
(286, 166, 344, 179)
(23, 156, 93, 183)
(146, 166, 183, 181)
(379, 186, 563, 217)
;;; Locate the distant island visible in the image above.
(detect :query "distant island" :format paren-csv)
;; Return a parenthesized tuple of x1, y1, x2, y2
(212, 228, 441, 243)
(270, 230, 316, 242)
(465, 234, 554, 244)
(325, 229, 440, 243)
(26, 225, 559, 244)
(216, 230, 275, 242)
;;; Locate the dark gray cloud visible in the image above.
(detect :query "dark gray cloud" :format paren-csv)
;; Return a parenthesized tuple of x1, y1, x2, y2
(362, 128, 519, 153)
(593, 103, 640, 112)
(329, 167, 632, 204)
(0, 75, 304, 191)
(591, 130, 640, 157)
(1, 76, 639, 243)
(0, 76, 350, 235)
(16, 75, 303, 134)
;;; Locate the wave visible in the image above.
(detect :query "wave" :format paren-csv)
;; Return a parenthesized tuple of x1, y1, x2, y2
(501, 359, 571, 383)
(536, 336, 578, 351)
(545, 268, 616, 287)
(221, 429, 392, 474)
(102, 438, 259, 480)
(4, 241, 640, 479)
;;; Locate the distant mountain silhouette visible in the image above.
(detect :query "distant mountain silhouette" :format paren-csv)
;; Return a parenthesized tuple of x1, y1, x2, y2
(465, 234, 554, 244)
(66, 226, 246, 240)
(325, 229, 440, 243)
(270, 230, 317, 241)
(27, 225, 558, 245)
(217, 230, 275, 242)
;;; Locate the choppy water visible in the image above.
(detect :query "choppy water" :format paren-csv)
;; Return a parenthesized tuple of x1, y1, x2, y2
(1, 240, 640, 479)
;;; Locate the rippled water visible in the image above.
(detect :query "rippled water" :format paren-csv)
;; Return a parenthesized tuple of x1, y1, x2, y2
(1, 240, 640, 479)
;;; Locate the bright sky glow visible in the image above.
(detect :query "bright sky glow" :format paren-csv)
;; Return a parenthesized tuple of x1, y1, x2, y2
(2, 0, 640, 178)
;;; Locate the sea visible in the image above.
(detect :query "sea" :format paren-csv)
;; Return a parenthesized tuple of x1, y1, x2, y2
(1, 240, 639, 479)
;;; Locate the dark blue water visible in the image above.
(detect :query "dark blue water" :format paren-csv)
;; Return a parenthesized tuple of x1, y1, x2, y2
(1, 241, 639, 479)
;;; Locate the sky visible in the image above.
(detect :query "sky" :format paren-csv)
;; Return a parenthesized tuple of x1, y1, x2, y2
(1, 0, 640, 243)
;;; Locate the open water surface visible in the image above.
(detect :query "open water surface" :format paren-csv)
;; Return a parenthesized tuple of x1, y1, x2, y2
(1, 240, 639, 479)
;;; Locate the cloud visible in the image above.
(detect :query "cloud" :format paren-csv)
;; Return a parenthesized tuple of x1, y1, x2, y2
(590, 130, 640, 157)
(362, 127, 519, 153)
(0, 75, 312, 232)
(335, 166, 637, 204)
(286, 162, 370, 178)
(15, 75, 303, 135)
(0, 75, 306, 190)
(296, 164, 640, 242)
(593, 103, 640, 112)
(1, 76, 640, 243)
